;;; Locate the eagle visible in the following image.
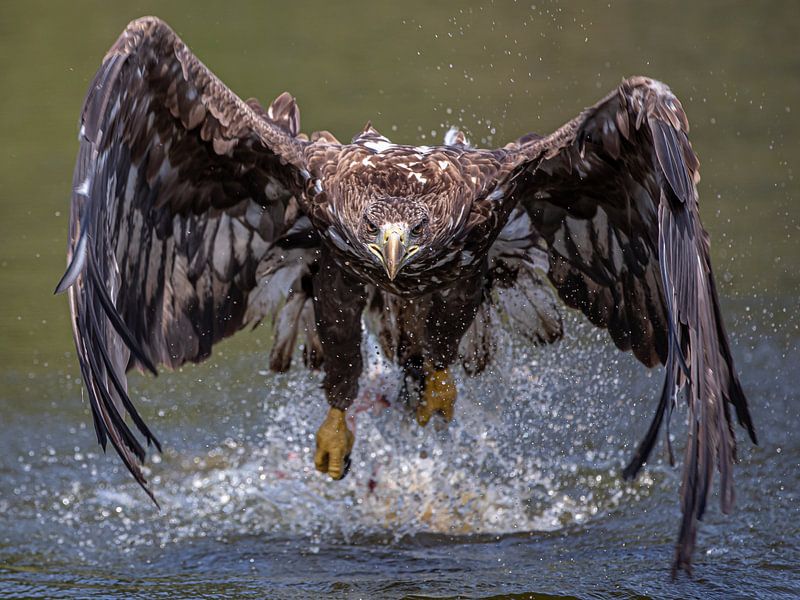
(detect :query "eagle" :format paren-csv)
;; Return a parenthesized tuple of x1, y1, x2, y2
(57, 17, 756, 575)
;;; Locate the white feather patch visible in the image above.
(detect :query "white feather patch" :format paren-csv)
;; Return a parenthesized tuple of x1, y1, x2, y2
(486, 187, 504, 202)
(327, 227, 352, 253)
(74, 176, 91, 198)
(212, 214, 232, 278)
(444, 126, 470, 147)
(363, 139, 395, 153)
(55, 230, 88, 293)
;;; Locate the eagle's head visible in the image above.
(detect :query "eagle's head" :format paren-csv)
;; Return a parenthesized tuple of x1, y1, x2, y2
(358, 197, 431, 280)
(309, 142, 475, 287)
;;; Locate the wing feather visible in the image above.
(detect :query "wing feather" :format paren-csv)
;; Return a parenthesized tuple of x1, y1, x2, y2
(503, 76, 756, 574)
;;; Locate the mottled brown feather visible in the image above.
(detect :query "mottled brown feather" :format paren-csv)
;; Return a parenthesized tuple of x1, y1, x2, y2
(58, 19, 754, 577)
(58, 16, 310, 500)
(493, 76, 756, 575)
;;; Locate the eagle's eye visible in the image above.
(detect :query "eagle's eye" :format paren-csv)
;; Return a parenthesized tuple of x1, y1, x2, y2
(411, 219, 427, 237)
(365, 219, 379, 236)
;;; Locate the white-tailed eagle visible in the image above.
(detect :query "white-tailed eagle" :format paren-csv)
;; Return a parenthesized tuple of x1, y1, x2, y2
(57, 17, 757, 575)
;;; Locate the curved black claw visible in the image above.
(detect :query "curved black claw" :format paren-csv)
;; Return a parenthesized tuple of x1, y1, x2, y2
(341, 454, 352, 480)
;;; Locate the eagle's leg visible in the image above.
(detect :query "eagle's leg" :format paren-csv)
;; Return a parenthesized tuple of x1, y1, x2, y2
(311, 255, 367, 480)
(416, 362, 457, 427)
(314, 407, 354, 480)
(416, 266, 486, 428)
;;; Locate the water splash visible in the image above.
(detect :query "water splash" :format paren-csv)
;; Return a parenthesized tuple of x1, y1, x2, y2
(30, 318, 666, 560)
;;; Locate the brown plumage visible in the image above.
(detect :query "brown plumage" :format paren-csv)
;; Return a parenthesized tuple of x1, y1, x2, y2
(57, 17, 756, 575)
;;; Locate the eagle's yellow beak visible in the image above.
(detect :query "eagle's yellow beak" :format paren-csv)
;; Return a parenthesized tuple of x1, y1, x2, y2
(383, 227, 404, 280)
(367, 224, 420, 281)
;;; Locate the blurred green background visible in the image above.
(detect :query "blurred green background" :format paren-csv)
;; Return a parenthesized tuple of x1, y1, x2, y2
(0, 0, 797, 373)
(0, 2, 798, 597)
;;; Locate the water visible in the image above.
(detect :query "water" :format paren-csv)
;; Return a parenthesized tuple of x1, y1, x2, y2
(1, 2, 798, 598)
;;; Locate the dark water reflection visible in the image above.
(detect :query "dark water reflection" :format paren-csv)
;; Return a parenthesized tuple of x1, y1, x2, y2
(0, 2, 798, 598)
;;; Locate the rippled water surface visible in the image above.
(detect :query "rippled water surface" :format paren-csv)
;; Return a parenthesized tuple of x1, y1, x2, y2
(1, 2, 798, 598)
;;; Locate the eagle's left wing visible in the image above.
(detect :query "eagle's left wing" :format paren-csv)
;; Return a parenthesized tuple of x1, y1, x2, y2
(501, 77, 756, 574)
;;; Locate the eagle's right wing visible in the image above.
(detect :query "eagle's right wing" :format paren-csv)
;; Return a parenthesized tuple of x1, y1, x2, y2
(56, 17, 312, 502)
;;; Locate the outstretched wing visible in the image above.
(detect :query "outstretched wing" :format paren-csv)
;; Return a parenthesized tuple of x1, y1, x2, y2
(56, 17, 311, 502)
(502, 77, 756, 573)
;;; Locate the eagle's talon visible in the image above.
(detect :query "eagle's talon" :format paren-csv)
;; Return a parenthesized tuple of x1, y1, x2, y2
(314, 407, 355, 480)
(416, 365, 457, 427)
(341, 454, 352, 479)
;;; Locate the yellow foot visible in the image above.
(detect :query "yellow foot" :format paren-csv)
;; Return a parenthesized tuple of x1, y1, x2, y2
(416, 364, 457, 427)
(314, 407, 355, 480)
